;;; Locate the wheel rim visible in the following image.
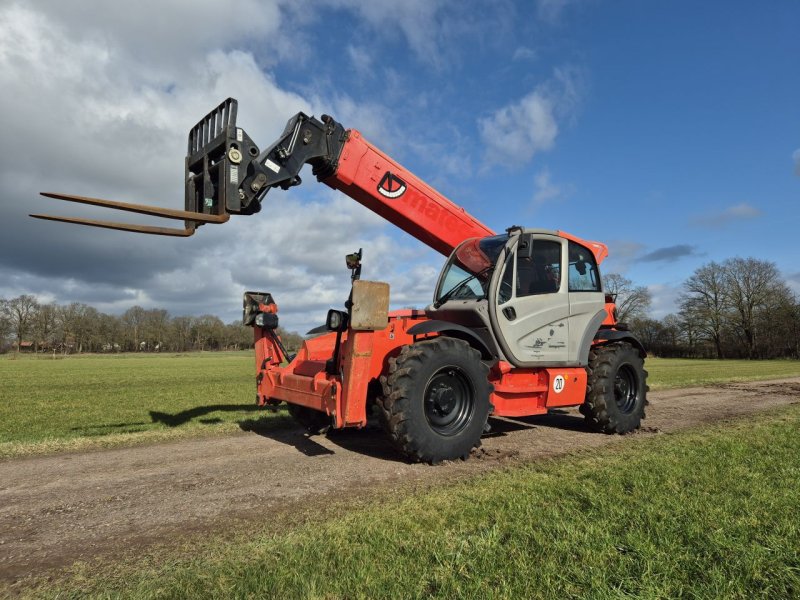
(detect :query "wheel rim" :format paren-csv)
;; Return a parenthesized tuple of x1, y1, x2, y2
(614, 364, 639, 414)
(424, 366, 475, 436)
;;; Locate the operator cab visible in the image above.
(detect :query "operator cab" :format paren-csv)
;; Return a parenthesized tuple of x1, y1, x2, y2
(432, 229, 607, 367)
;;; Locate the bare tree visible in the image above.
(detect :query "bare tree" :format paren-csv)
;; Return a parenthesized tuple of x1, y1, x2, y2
(193, 315, 225, 351)
(142, 309, 170, 350)
(629, 317, 665, 355)
(723, 257, 789, 359)
(96, 312, 123, 351)
(33, 303, 58, 351)
(122, 306, 146, 351)
(603, 273, 651, 323)
(0, 298, 10, 344)
(170, 316, 195, 352)
(677, 306, 704, 357)
(680, 262, 728, 358)
(2, 295, 40, 352)
(57, 303, 99, 353)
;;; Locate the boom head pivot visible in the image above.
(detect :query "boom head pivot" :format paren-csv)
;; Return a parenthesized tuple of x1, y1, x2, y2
(32, 98, 347, 236)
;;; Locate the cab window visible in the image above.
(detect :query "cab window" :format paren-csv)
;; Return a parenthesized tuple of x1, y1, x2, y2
(568, 241, 601, 292)
(517, 240, 562, 297)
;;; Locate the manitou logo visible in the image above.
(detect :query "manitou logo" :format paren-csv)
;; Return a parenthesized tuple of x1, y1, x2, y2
(377, 172, 407, 199)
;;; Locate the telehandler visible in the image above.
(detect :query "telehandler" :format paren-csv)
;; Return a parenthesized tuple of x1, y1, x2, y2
(34, 98, 647, 463)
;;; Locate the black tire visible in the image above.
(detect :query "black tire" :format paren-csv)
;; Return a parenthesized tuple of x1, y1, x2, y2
(287, 403, 331, 434)
(377, 337, 492, 464)
(581, 342, 648, 433)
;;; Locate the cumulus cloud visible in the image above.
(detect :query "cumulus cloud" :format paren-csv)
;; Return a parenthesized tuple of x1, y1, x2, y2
(0, 3, 444, 333)
(646, 283, 683, 319)
(531, 168, 573, 207)
(478, 66, 584, 168)
(325, 0, 452, 69)
(640, 245, 698, 263)
(536, 0, 577, 24)
(690, 202, 763, 228)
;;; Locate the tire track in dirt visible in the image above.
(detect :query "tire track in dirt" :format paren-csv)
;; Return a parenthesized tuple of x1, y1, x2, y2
(1, 378, 799, 582)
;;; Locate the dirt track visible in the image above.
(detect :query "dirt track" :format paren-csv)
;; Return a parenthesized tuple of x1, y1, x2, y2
(2, 378, 799, 583)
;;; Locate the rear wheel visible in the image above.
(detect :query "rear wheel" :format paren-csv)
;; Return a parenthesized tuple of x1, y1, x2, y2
(287, 403, 331, 434)
(377, 337, 492, 463)
(581, 342, 648, 433)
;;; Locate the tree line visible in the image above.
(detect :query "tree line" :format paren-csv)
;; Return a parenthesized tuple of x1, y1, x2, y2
(2, 255, 797, 359)
(614, 257, 799, 360)
(0, 298, 305, 354)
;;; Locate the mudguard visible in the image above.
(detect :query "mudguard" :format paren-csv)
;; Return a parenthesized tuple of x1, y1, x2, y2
(594, 328, 647, 358)
(407, 320, 497, 360)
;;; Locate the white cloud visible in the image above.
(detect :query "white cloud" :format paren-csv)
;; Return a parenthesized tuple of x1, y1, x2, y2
(536, 0, 577, 24)
(347, 45, 374, 78)
(325, 0, 451, 68)
(512, 46, 538, 61)
(646, 283, 683, 319)
(0, 3, 443, 334)
(478, 67, 584, 168)
(533, 168, 572, 206)
(786, 272, 800, 298)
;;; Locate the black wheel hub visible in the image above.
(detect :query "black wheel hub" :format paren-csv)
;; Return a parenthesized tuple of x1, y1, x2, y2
(424, 367, 474, 436)
(614, 364, 639, 414)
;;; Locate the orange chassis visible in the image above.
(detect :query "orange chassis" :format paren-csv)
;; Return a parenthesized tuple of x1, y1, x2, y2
(255, 305, 615, 429)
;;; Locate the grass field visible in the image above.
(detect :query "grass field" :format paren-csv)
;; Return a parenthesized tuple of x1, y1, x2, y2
(1, 352, 799, 457)
(15, 404, 800, 599)
(0, 351, 289, 457)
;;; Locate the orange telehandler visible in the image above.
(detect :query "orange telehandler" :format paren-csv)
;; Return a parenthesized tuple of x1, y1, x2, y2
(34, 98, 647, 463)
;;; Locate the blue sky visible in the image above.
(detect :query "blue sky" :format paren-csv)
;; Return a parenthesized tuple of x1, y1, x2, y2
(268, 0, 800, 316)
(1, 1, 798, 332)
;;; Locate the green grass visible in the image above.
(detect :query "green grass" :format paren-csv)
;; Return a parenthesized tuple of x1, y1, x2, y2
(1, 353, 798, 458)
(15, 404, 800, 599)
(645, 357, 800, 390)
(0, 351, 287, 457)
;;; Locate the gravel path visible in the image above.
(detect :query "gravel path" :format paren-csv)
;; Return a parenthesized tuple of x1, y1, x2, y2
(1, 378, 798, 583)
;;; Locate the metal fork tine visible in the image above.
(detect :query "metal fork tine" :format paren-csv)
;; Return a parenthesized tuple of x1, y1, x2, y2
(39, 192, 229, 224)
(30, 214, 196, 237)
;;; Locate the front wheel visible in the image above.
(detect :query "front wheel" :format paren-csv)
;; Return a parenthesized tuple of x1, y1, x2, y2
(581, 342, 648, 433)
(377, 337, 492, 463)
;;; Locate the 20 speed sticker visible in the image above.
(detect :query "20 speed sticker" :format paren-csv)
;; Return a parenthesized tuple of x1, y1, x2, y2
(553, 374, 565, 393)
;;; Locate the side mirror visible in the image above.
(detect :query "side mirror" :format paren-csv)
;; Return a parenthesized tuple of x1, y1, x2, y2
(516, 233, 533, 260)
(326, 309, 349, 332)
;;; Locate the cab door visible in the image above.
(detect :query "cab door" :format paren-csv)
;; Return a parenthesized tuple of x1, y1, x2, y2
(489, 234, 571, 366)
(566, 240, 607, 365)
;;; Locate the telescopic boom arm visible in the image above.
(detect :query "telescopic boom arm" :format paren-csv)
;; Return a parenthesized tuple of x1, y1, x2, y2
(33, 98, 493, 256)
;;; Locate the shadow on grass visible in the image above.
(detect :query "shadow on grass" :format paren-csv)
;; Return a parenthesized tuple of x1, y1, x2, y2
(71, 405, 267, 434)
(149, 404, 262, 427)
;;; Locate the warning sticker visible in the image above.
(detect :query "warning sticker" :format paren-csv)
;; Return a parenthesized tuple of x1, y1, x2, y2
(553, 375, 565, 394)
(230, 165, 239, 183)
(236, 128, 243, 142)
(264, 159, 281, 173)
